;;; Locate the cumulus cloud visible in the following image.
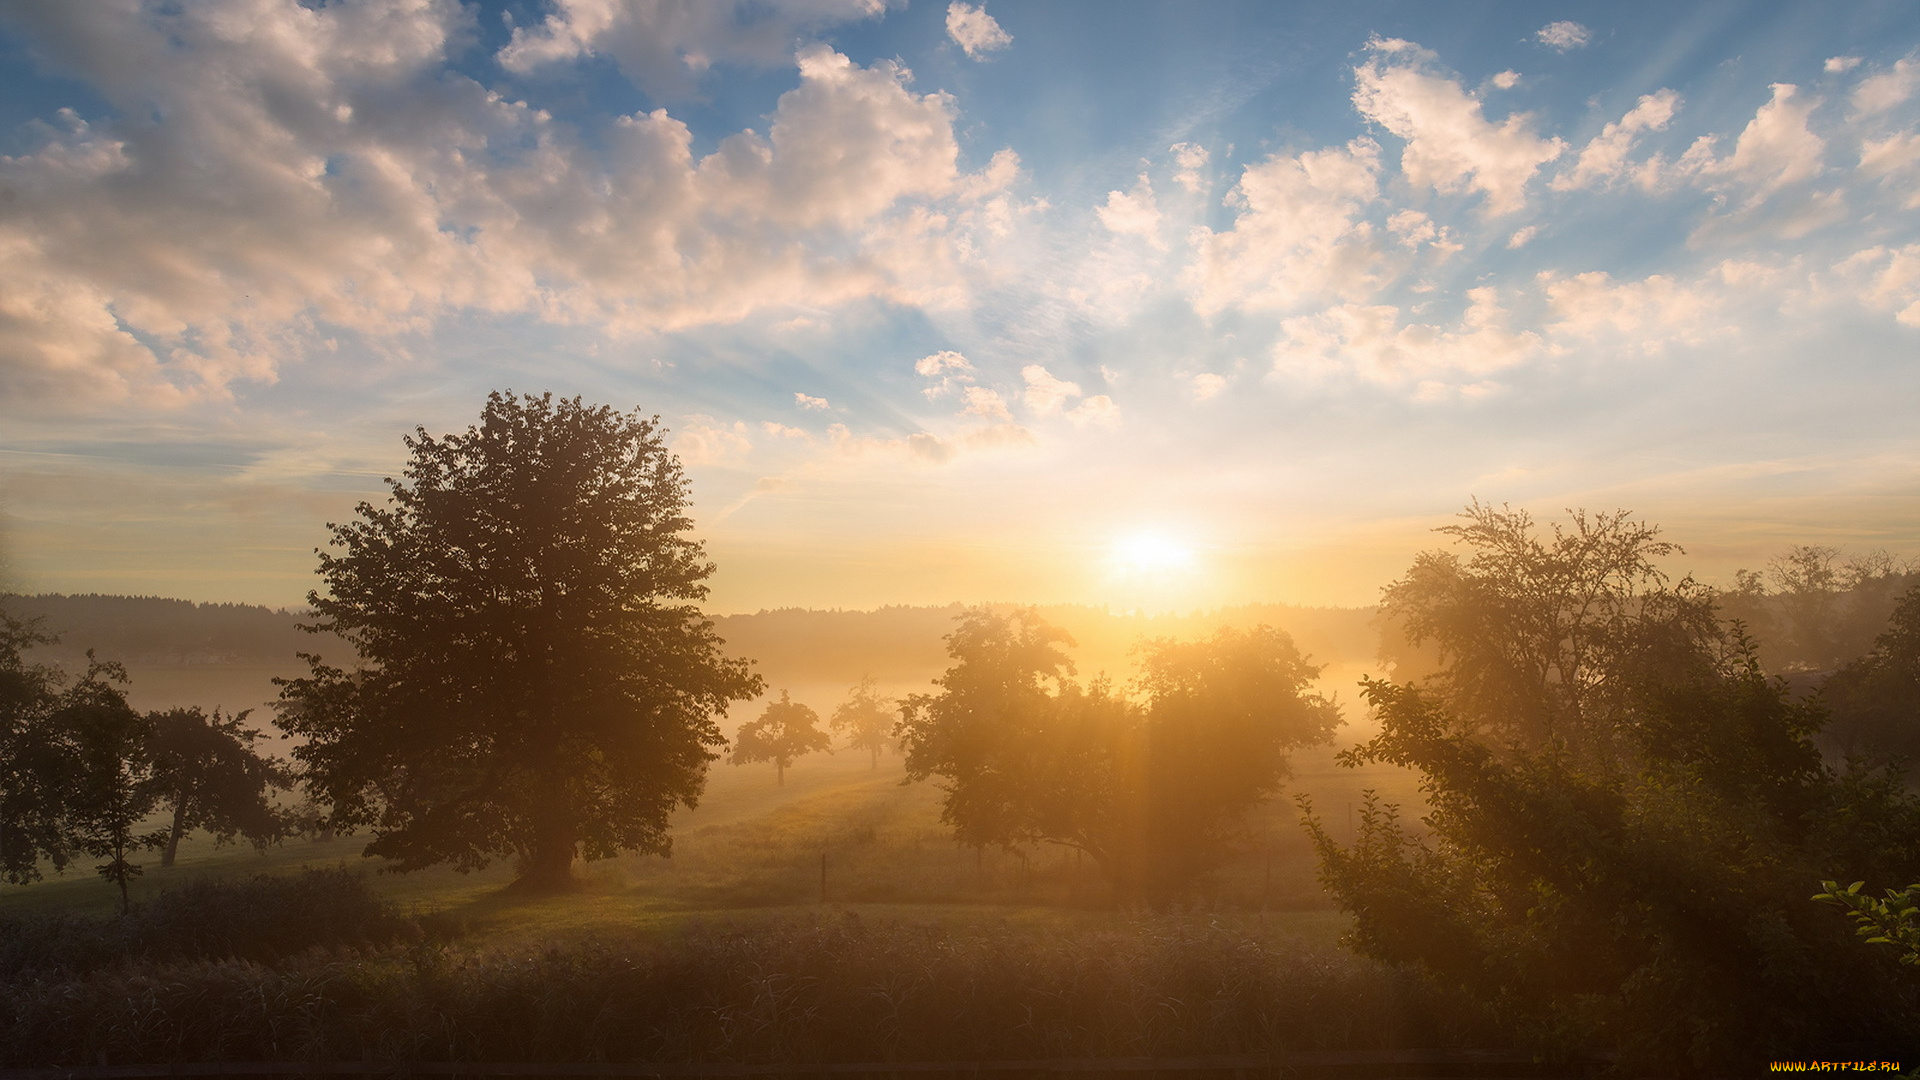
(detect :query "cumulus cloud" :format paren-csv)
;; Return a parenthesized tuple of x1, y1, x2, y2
(1170, 142, 1210, 193)
(915, 349, 976, 399)
(1065, 395, 1121, 430)
(946, 2, 1012, 60)
(1541, 269, 1728, 351)
(499, 0, 887, 96)
(674, 415, 754, 464)
(1353, 38, 1564, 215)
(1022, 365, 1082, 415)
(1096, 174, 1163, 246)
(1552, 89, 1680, 191)
(1839, 245, 1920, 326)
(1853, 57, 1919, 115)
(1271, 288, 1542, 387)
(1535, 21, 1592, 52)
(1678, 83, 1825, 206)
(1827, 56, 1863, 74)
(0, 4, 1015, 411)
(1507, 225, 1539, 249)
(795, 392, 831, 410)
(1860, 133, 1920, 208)
(1491, 70, 1521, 90)
(961, 385, 1012, 419)
(1187, 138, 1385, 316)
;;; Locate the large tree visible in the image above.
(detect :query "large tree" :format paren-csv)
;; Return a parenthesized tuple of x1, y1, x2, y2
(899, 608, 1339, 906)
(1308, 505, 1920, 1068)
(829, 675, 897, 769)
(276, 392, 762, 891)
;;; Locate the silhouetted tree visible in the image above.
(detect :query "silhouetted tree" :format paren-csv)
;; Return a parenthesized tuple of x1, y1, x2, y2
(829, 675, 896, 768)
(1822, 581, 1920, 773)
(62, 655, 156, 914)
(0, 603, 80, 884)
(1307, 504, 1920, 1069)
(899, 608, 1338, 907)
(732, 691, 831, 785)
(276, 392, 762, 892)
(147, 706, 291, 867)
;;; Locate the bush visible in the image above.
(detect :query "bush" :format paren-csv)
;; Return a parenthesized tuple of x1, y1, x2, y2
(0, 868, 423, 974)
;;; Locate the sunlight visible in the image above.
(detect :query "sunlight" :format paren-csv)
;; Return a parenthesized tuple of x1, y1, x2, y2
(1110, 531, 1198, 575)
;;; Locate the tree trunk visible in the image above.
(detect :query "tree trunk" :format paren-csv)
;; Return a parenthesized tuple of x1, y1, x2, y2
(161, 796, 190, 869)
(515, 815, 579, 892)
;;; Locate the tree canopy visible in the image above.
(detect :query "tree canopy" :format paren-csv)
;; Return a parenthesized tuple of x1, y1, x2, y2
(0, 605, 78, 885)
(1308, 504, 1920, 1069)
(147, 707, 290, 868)
(276, 391, 761, 891)
(899, 608, 1339, 906)
(829, 675, 896, 768)
(731, 691, 831, 785)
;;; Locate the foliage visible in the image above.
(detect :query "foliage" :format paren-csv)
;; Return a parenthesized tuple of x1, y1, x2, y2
(899, 608, 1339, 906)
(829, 675, 897, 768)
(1309, 505, 1920, 1069)
(0, 914, 1497, 1067)
(275, 392, 762, 891)
(1821, 580, 1920, 773)
(59, 656, 157, 914)
(1718, 546, 1919, 676)
(1815, 880, 1920, 965)
(0, 869, 422, 975)
(0, 603, 79, 884)
(146, 707, 292, 868)
(731, 691, 832, 785)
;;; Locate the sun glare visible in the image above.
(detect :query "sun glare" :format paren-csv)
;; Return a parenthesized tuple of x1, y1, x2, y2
(1110, 531, 1198, 575)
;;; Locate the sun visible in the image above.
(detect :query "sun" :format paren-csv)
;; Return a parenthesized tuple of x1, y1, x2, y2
(1109, 530, 1198, 575)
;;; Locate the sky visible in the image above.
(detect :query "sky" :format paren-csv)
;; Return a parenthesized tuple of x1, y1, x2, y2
(0, 0, 1918, 614)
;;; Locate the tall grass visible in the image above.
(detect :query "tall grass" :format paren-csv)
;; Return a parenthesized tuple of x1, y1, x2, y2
(0, 911, 1496, 1066)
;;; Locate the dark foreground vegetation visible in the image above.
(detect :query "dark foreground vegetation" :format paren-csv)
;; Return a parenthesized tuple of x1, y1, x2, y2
(0, 872, 1502, 1069)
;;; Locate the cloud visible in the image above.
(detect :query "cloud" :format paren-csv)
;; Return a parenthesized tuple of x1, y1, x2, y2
(916, 349, 976, 399)
(674, 415, 754, 464)
(1386, 209, 1461, 255)
(1065, 395, 1121, 430)
(1190, 373, 1227, 400)
(1353, 38, 1564, 215)
(961, 385, 1012, 419)
(1186, 138, 1385, 316)
(1022, 365, 1082, 415)
(1678, 83, 1825, 203)
(1838, 245, 1920, 326)
(1860, 133, 1920, 208)
(1170, 142, 1210, 193)
(795, 392, 831, 410)
(1853, 56, 1919, 116)
(0, 5, 1015, 412)
(1826, 56, 1863, 74)
(1096, 174, 1163, 246)
(499, 0, 887, 96)
(1271, 288, 1542, 387)
(1541, 269, 1729, 352)
(1535, 21, 1592, 52)
(1507, 225, 1539, 249)
(1552, 89, 1680, 191)
(1491, 70, 1520, 90)
(946, 2, 1012, 60)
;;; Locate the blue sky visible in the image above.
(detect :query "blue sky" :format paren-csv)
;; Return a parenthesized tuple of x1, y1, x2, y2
(1, 0, 1917, 612)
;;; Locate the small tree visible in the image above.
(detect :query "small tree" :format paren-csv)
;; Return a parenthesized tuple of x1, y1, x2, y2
(61, 654, 156, 914)
(147, 706, 291, 867)
(277, 392, 762, 891)
(829, 675, 896, 768)
(732, 691, 831, 785)
(0, 604, 80, 884)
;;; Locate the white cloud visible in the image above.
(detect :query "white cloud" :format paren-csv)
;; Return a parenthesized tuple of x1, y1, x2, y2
(795, 392, 831, 410)
(761, 421, 811, 439)
(1853, 57, 1919, 115)
(1065, 395, 1121, 430)
(915, 350, 973, 377)
(1507, 225, 1539, 249)
(1839, 245, 1920, 326)
(1022, 364, 1083, 415)
(1096, 174, 1164, 246)
(1271, 288, 1542, 387)
(1552, 89, 1680, 191)
(1170, 142, 1210, 193)
(1826, 56, 1863, 74)
(1386, 209, 1461, 255)
(0, 5, 1015, 411)
(1491, 70, 1520, 90)
(1541, 269, 1728, 351)
(1860, 133, 1920, 208)
(946, 2, 1012, 60)
(1353, 38, 1565, 215)
(961, 385, 1012, 420)
(1191, 373, 1227, 400)
(674, 415, 754, 464)
(1535, 21, 1592, 52)
(1679, 83, 1825, 202)
(499, 0, 887, 96)
(1186, 138, 1385, 316)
